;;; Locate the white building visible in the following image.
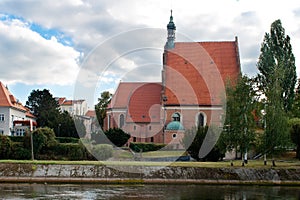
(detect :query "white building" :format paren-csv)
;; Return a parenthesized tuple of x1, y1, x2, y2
(0, 81, 37, 136)
(56, 97, 88, 116)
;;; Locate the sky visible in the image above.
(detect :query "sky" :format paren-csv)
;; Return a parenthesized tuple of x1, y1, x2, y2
(1, 0, 300, 109)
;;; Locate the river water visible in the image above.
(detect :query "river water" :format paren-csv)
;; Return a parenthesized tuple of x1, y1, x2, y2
(0, 183, 300, 199)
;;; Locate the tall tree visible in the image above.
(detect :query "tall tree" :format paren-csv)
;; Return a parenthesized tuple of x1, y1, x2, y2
(263, 68, 290, 166)
(26, 89, 60, 128)
(222, 75, 256, 165)
(95, 91, 112, 128)
(257, 19, 297, 113)
(257, 19, 294, 166)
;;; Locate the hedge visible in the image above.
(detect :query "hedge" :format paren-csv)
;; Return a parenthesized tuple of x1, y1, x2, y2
(130, 142, 166, 152)
(56, 137, 79, 144)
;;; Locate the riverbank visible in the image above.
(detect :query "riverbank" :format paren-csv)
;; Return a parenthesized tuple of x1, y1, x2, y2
(1, 161, 300, 185)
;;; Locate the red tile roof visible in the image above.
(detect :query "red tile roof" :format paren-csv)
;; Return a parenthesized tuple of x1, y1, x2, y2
(109, 82, 146, 109)
(164, 40, 240, 106)
(0, 81, 27, 111)
(85, 110, 96, 117)
(127, 83, 162, 123)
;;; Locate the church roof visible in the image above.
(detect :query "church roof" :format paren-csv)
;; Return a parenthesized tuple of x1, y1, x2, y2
(127, 83, 161, 123)
(164, 39, 240, 106)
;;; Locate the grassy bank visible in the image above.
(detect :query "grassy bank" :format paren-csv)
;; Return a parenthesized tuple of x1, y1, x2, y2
(0, 159, 300, 169)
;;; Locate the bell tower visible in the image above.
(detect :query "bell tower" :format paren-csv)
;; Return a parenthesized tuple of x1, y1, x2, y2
(164, 10, 176, 50)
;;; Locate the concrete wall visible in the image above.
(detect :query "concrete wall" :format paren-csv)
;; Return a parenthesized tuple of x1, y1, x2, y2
(0, 163, 300, 185)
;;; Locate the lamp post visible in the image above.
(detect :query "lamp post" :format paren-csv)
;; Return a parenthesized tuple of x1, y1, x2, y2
(30, 119, 34, 161)
(162, 96, 168, 144)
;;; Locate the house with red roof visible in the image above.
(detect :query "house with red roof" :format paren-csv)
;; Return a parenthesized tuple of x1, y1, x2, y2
(56, 97, 88, 116)
(105, 11, 240, 149)
(0, 81, 37, 136)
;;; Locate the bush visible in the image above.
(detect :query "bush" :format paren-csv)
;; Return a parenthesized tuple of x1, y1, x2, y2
(56, 137, 79, 143)
(8, 136, 25, 143)
(10, 142, 31, 160)
(91, 144, 113, 160)
(0, 135, 12, 159)
(48, 143, 86, 160)
(130, 142, 166, 152)
(182, 126, 224, 162)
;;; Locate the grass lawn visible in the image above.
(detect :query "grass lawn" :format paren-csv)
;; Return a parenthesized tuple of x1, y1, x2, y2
(1, 158, 300, 169)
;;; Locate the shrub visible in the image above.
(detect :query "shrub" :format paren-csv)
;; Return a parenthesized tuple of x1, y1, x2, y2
(0, 135, 12, 159)
(130, 142, 166, 152)
(10, 142, 31, 160)
(56, 137, 79, 143)
(8, 136, 25, 143)
(91, 144, 113, 160)
(49, 143, 85, 160)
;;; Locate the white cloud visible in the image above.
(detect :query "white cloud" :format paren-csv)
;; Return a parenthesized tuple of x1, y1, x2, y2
(0, 17, 80, 85)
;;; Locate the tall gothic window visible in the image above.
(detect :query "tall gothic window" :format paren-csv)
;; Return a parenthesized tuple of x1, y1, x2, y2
(198, 113, 205, 127)
(119, 114, 125, 128)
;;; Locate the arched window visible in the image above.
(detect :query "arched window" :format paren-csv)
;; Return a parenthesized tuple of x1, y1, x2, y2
(198, 113, 205, 127)
(119, 114, 125, 128)
(171, 112, 181, 122)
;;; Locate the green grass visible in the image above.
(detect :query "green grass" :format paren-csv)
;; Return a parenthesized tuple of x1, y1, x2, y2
(1, 159, 300, 169)
(113, 149, 186, 159)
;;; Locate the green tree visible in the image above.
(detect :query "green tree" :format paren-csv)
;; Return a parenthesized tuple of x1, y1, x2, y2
(262, 65, 290, 166)
(26, 89, 61, 128)
(95, 91, 112, 128)
(257, 19, 297, 113)
(222, 75, 256, 165)
(56, 111, 78, 138)
(288, 118, 300, 159)
(92, 128, 130, 147)
(0, 136, 12, 159)
(181, 126, 224, 162)
(291, 79, 300, 118)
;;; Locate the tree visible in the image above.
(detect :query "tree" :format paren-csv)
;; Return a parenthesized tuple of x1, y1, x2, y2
(95, 91, 112, 128)
(91, 128, 130, 147)
(56, 111, 78, 138)
(291, 79, 300, 118)
(263, 74, 290, 166)
(257, 19, 295, 166)
(222, 75, 256, 165)
(181, 126, 225, 162)
(289, 118, 300, 159)
(257, 19, 297, 113)
(26, 89, 61, 128)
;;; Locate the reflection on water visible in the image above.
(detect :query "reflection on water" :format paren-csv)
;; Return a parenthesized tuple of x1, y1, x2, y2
(0, 183, 300, 200)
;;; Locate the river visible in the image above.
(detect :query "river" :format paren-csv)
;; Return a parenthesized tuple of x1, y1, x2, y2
(0, 183, 300, 199)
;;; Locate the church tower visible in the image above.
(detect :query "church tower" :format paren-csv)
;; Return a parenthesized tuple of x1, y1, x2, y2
(164, 10, 176, 50)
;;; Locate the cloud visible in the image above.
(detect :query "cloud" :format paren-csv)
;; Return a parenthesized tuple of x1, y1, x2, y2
(0, 16, 80, 85)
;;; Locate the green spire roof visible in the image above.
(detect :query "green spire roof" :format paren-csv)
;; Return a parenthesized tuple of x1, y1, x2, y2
(167, 10, 176, 30)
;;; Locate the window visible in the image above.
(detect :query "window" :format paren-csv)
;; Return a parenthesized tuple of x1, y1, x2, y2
(151, 137, 154, 142)
(197, 113, 206, 127)
(133, 137, 137, 142)
(119, 114, 125, 128)
(0, 114, 4, 121)
(0, 129, 3, 135)
(171, 113, 180, 122)
(15, 129, 25, 136)
(149, 126, 152, 131)
(134, 126, 136, 131)
(172, 133, 177, 139)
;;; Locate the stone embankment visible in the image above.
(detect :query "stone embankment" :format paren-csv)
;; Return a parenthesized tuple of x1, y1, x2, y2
(0, 163, 300, 185)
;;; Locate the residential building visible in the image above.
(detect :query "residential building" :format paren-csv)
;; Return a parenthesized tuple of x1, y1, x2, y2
(0, 81, 37, 136)
(56, 97, 88, 116)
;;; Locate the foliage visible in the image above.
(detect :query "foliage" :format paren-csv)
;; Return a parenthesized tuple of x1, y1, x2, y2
(92, 128, 130, 147)
(56, 137, 79, 143)
(56, 111, 78, 138)
(25, 89, 61, 128)
(222, 75, 256, 161)
(129, 142, 166, 152)
(257, 19, 297, 113)
(91, 144, 113, 160)
(95, 91, 112, 128)
(291, 79, 300, 118)
(288, 118, 300, 159)
(73, 117, 87, 138)
(181, 126, 224, 162)
(104, 128, 130, 147)
(10, 142, 31, 160)
(0, 135, 12, 159)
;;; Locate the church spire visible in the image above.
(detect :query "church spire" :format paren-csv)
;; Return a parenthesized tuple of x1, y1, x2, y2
(164, 10, 176, 49)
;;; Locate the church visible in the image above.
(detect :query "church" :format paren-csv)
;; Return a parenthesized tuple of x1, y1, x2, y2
(104, 11, 241, 149)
